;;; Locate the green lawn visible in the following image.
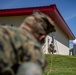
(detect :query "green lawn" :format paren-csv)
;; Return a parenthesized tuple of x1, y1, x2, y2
(43, 54, 76, 75)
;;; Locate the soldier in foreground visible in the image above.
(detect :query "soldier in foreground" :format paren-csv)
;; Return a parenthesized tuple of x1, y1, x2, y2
(0, 10, 56, 75)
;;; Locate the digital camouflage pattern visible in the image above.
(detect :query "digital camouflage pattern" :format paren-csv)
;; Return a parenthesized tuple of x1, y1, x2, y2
(0, 26, 45, 74)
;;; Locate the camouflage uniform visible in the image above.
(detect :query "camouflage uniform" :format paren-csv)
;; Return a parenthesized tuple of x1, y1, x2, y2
(0, 26, 45, 75)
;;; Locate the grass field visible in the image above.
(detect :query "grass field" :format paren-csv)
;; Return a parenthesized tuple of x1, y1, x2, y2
(43, 54, 76, 75)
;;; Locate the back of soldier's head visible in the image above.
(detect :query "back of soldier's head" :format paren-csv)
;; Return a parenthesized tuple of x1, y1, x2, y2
(23, 10, 56, 35)
(16, 62, 42, 75)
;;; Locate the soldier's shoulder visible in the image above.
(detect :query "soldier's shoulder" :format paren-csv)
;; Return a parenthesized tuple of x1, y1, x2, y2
(0, 26, 41, 47)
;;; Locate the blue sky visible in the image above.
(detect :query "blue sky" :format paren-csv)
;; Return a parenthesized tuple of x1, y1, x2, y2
(0, 0, 76, 47)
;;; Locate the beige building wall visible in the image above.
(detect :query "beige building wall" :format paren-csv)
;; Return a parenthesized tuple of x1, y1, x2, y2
(0, 16, 27, 26)
(55, 24, 69, 55)
(0, 16, 69, 55)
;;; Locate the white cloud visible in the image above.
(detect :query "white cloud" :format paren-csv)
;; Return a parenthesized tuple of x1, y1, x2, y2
(65, 14, 76, 21)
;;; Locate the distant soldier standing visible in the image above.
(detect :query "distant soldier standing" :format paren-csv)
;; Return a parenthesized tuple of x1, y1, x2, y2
(0, 10, 55, 75)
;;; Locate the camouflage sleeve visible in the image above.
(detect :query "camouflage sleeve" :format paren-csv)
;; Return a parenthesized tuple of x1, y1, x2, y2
(0, 26, 16, 74)
(21, 38, 46, 69)
(0, 26, 46, 74)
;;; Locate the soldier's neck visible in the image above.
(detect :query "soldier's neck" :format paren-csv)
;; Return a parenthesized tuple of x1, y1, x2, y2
(20, 24, 40, 40)
(21, 25, 32, 33)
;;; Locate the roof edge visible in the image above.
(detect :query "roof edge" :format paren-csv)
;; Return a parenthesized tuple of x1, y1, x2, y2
(51, 4, 75, 40)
